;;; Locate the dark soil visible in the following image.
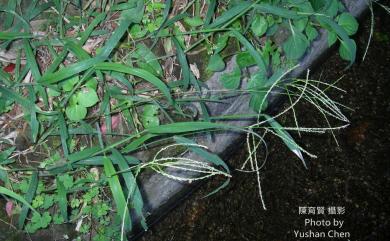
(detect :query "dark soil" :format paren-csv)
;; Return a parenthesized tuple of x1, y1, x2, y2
(139, 6, 390, 241)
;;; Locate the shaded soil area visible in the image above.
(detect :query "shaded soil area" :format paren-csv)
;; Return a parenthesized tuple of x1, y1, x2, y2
(140, 6, 390, 241)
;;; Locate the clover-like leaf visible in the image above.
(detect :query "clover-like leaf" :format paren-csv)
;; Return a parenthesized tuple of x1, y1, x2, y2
(282, 28, 309, 60)
(62, 76, 79, 92)
(220, 67, 241, 90)
(65, 104, 87, 121)
(306, 24, 318, 42)
(207, 54, 225, 72)
(142, 104, 160, 128)
(338, 12, 358, 36)
(251, 15, 268, 36)
(339, 39, 357, 61)
(58, 173, 74, 190)
(76, 88, 99, 108)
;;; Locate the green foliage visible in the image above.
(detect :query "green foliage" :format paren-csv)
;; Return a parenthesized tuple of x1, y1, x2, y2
(207, 54, 226, 72)
(142, 104, 160, 128)
(282, 27, 310, 60)
(0, 0, 362, 239)
(338, 12, 359, 36)
(220, 67, 241, 89)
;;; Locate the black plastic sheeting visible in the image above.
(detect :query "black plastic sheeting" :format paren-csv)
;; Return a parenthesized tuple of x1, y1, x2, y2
(129, 0, 369, 239)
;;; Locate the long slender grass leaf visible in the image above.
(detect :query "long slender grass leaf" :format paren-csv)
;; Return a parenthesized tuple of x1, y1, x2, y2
(111, 149, 147, 230)
(56, 177, 68, 221)
(103, 157, 132, 234)
(264, 115, 306, 168)
(18, 171, 38, 228)
(0, 187, 38, 214)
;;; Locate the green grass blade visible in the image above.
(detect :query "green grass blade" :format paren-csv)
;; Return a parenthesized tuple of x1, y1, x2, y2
(103, 156, 132, 234)
(56, 177, 68, 221)
(207, 2, 252, 29)
(39, 56, 104, 84)
(122, 133, 157, 153)
(27, 86, 39, 143)
(0, 32, 32, 40)
(98, 0, 144, 58)
(111, 149, 147, 230)
(264, 114, 306, 168)
(172, 37, 190, 89)
(58, 113, 69, 157)
(147, 121, 243, 134)
(3, 0, 17, 29)
(0, 186, 38, 214)
(230, 30, 267, 74)
(18, 171, 38, 228)
(204, 0, 217, 26)
(95, 62, 175, 106)
(254, 3, 303, 19)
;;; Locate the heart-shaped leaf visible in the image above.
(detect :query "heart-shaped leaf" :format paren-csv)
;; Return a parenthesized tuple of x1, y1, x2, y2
(142, 104, 160, 128)
(338, 12, 359, 36)
(76, 88, 99, 108)
(339, 39, 357, 61)
(220, 67, 241, 89)
(65, 104, 87, 121)
(282, 28, 309, 60)
(207, 54, 225, 72)
(251, 15, 268, 36)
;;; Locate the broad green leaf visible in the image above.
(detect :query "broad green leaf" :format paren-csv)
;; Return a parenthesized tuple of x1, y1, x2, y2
(247, 72, 267, 90)
(251, 15, 268, 36)
(339, 39, 357, 61)
(0, 147, 15, 163)
(305, 24, 319, 41)
(236, 52, 256, 68)
(207, 54, 225, 72)
(230, 30, 266, 73)
(293, 17, 308, 32)
(76, 88, 99, 108)
(130, 24, 147, 38)
(65, 104, 87, 121)
(338, 12, 359, 36)
(324, 0, 339, 18)
(282, 28, 309, 60)
(220, 67, 241, 89)
(142, 104, 160, 128)
(62, 75, 80, 92)
(317, 15, 356, 66)
(327, 30, 338, 46)
(214, 33, 229, 54)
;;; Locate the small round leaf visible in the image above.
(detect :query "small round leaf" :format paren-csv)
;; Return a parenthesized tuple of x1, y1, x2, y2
(338, 13, 359, 36)
(76, 88, 99, 108)
(65, 104, 87, 122)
